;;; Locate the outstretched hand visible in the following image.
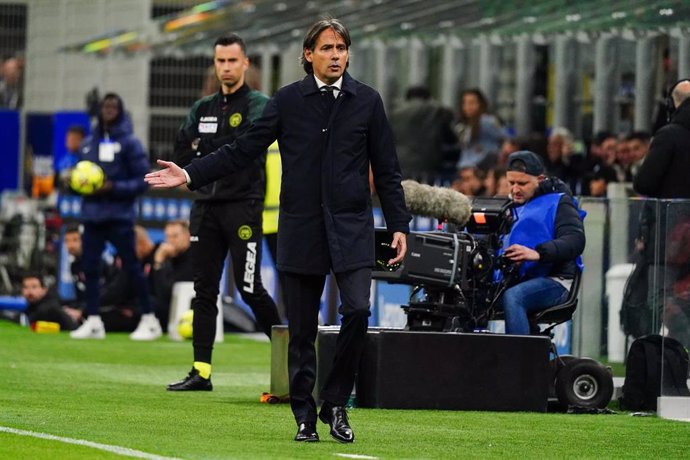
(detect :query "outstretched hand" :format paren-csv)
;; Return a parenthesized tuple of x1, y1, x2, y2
(144, 160, 187, 188)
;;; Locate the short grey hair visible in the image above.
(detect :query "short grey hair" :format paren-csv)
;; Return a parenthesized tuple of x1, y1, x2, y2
(300, 18, 351, 74)
(550, 126, 574, 149)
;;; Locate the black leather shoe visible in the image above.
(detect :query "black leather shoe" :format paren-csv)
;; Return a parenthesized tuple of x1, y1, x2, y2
(166, 368, 213, 391)
(319, 405, 354, 443)
(294, 422, 319, 442)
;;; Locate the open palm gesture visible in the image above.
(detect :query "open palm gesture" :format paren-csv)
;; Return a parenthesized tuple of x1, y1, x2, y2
(144, 160, 187, 188)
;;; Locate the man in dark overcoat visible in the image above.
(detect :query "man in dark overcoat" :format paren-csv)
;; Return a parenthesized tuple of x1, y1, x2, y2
(145, 18, 410, 443)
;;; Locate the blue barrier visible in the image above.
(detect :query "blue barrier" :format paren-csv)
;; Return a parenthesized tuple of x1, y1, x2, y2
(0, 110, 20, 192)
(0, 296, 27, 311)
(58, 192, 194, 225)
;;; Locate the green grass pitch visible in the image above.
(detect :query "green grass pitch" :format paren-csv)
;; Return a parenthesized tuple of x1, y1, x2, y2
(0, 321, 687, 459)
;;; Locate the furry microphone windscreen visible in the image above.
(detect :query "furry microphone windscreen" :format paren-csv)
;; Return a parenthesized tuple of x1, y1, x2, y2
(401, 180, 471, 226)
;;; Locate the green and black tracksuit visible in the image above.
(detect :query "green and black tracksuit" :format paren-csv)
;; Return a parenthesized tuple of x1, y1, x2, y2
(174, 84, 281, 364)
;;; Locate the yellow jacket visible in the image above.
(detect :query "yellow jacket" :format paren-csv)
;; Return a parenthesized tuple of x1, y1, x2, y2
(262, 141, 281, 235)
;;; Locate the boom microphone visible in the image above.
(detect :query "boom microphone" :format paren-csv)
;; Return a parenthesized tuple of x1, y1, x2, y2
(401, 180, 471, 226)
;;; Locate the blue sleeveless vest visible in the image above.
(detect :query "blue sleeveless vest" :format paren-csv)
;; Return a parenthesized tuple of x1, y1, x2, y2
(507, 193, 561, 279)
(499, 192, 585, 281)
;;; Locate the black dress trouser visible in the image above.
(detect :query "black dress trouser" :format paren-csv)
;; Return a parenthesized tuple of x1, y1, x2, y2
(189, 200, 281, 364)
(281, 267, 372, 424)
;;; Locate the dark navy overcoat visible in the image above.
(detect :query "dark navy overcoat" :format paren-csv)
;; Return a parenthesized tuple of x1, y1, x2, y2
(186, 72, 411, 274)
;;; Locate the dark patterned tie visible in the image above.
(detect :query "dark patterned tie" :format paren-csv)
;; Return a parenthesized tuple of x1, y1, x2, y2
(322, 86, 337, 112)
(322, 85, 337, 100)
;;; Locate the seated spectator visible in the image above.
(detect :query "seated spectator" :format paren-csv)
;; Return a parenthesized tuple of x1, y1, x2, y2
(455, 88, 505, 169)
(61, 224, 86, 319)
(591, 131, 618, 168)
(582, 131, 618, 195)
(22, 272, 78, 331)
(134, 224, 159, 274)
(497, 137, 521, 168)
(483, 168, 509, 197)
(613, 136, 635, 182)
(151, 220, 194, 331)
(452, 166, 485, 197)
(627, 131, 651, 179)
(584, 164, 618, 198)
(545, 127, 586, 192)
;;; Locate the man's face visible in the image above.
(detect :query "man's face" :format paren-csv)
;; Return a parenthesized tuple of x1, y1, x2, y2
(507, 170, 541, 204)
(601, 138, 617, 164)
(164, 223, 190, 256)
(496, 175, 511, 196)
(2, 58, 20, 85)
(22, 277, 47, 304)
(101, 97, 120, 124)
(135, 236, 150, 260)
(501, 139, 519, 156)
(65, 132, 83, 153)
(616, 141, 633, 167)
(304, 28, 348, 84)
(458, 168, 481, 196)
(628, 139, 649, 162)
(547, 135, 564, 162)
(214, 43, 248, 93)
(64, 231, 82, 257)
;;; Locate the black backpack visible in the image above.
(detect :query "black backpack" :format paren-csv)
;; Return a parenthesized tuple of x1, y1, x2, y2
(620, 334, 690, 411)
(620, 258, 652, 339)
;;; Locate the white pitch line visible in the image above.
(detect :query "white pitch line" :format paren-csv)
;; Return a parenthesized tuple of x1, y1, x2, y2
(334, 454, 379, 459)
(0, 426, 182, 460)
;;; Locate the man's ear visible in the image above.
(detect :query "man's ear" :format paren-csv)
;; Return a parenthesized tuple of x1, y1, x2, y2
(304, 48, 313, 63)
(537, 174, 546, 183)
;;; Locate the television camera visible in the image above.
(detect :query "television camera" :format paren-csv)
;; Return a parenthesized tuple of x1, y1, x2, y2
(376, 192, 615, 411)
(374, 196, 517, 332)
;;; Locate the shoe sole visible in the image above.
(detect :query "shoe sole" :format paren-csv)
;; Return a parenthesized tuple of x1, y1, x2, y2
(329, 433, 354, 443)
(166, 387, 213, 391)
(166, 382, 213, 391)
(70, 334, 105, 339)
(130, 330, 162, 341)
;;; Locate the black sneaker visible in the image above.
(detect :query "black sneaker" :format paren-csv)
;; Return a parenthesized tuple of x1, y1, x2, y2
(166, 368, 213, 391)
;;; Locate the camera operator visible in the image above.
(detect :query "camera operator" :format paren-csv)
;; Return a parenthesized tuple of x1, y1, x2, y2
(499, 151, 585, 335)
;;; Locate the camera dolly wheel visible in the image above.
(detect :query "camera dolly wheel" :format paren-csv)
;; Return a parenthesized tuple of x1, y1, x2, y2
(554, 358, 613, 409)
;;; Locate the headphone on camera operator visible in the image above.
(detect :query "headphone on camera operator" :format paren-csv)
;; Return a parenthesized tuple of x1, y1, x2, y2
(665, 78, 690, 122)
